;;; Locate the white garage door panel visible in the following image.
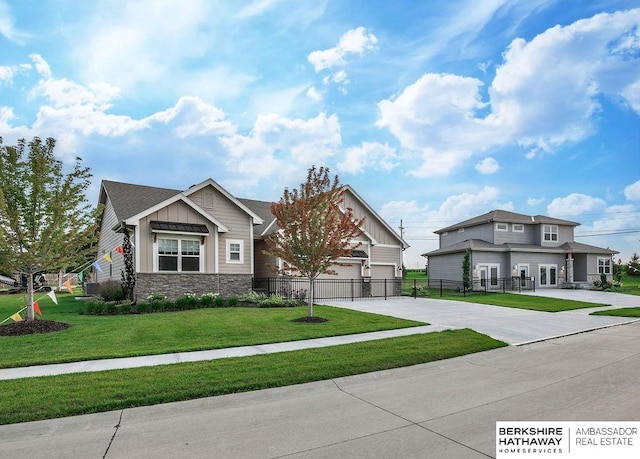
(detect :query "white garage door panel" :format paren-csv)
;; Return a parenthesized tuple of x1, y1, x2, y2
(370, 265, 395, 279)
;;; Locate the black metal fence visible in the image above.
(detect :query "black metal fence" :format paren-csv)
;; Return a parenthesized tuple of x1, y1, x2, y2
(405, 276, 536, 298)
(252, 277, 403, 301)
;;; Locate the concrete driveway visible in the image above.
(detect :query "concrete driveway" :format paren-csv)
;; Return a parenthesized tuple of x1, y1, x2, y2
(327, 290, 639, 345)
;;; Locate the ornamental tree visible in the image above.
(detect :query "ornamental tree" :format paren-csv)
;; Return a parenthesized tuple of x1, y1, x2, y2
(265, 166, 365, 318)
(0, 137, 100, 321)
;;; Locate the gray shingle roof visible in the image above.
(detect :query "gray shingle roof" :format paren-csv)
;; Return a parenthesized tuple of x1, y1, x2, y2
(435, 210, 580, 234)
(238, 198, 277, 237)
(101, 180, 181, 222)
(422, 239, 618, 257)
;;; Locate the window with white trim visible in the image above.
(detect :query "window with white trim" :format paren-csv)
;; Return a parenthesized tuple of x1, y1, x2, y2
(496, 223, 508, 231)
(543, 224, 558, 241)
(597, 257, 611, 274)
(512, 223, 524, 232)
(157, 237, 201, 272)
(226, 240, 244, 264)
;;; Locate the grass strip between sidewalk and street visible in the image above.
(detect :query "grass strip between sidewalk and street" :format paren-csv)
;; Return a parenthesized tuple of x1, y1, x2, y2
(0, 328, 506, 425)
(451, 293, 608, 312)
(591, 307, 640, 317)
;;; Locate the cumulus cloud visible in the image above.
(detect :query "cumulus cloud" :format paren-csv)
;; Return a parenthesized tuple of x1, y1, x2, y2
(376, 9, 640, 176)
(308, 26, 377, 72)
(306, 86, 323, 102)
(219, 112, 342, 187)
(624, 180, 640, 201)
(527, 197, 545, 207)
(338, 141, 398, 174)
(546, 193, 607, 218)
(475, 157, 500, 174)
(147, 96, 235, 138)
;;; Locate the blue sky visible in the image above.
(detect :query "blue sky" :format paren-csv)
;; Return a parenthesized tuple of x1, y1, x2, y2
(1, 0, 639, 268)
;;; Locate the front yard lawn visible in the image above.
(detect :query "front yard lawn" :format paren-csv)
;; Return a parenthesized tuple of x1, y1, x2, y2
(452, 293, 608, 312)
(0, 328, 506, 425)
(0, 294, 424, 368)
(591, 307, 640, 317)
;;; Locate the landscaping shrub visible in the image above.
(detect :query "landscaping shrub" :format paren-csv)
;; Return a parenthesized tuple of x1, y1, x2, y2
(175, 293, 198, 310)
(199, 292, 218, 307)
(214, 295, 226, 307)
(99, 281, 125, 302)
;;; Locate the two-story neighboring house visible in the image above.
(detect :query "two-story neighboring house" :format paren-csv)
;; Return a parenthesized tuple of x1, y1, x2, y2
(423, 210, 617, 290)
(95, 179, 408, 300)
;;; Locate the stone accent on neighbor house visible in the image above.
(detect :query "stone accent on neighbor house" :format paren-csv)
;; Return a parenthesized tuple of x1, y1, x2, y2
(135, 273, 252, 301)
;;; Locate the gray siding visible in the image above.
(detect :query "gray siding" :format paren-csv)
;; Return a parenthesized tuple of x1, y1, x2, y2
(440, 223, 494, 247)
(95, 199, 124, 283)
(427, 253, 464, 281)
(494, 224, 536, 244)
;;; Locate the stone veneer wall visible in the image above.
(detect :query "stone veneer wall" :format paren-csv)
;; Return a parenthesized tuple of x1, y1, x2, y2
(135, 273, 252, 301)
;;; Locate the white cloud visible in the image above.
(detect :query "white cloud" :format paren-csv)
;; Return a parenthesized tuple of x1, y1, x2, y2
(0, 66, 14, 84)
(475, 157, 500, 174)
(624, 180, 640, 201)
(219, 112, 342, 188)
(331, 70, 349, 84)
(308, 26, 378, 72)
(527, 197, 545, 207)
(147, 96, 235, 138)
(338, 142, 398, 174)
(306, 86, 323, 103)
(376, 9, 640, 177)
(235, 0, 285, 18)
(546, 193, 607, 218)
(0, 0, 29, 44)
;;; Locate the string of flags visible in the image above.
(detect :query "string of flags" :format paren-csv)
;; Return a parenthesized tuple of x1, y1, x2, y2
(0, 243, 128, 325)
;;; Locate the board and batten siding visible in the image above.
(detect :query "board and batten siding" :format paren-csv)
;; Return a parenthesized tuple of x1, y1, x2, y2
(341, 190, 398, 246)
(96, 198, 124, 282)
(187, 186, 254, 275)
(370, 245, 402, 277)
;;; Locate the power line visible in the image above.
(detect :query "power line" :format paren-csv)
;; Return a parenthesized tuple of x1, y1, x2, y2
(575, 229, 640, 238)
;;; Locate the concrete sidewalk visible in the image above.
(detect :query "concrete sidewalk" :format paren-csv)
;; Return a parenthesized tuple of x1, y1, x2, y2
(1, 321, 638, 458)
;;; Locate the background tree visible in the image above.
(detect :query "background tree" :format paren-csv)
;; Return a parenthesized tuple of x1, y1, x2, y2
(265, 166, 365, 318)
(628, 252, 640, 276)
(0, 137, 100, 321)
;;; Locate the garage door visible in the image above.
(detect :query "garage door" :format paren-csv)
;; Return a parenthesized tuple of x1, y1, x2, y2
(370, 265, 396, 279)
(316, 262, 362, 299)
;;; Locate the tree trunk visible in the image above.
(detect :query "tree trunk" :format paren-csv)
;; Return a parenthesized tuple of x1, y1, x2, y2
(26, 268, 35, 322)
(307, 276, 315, 317)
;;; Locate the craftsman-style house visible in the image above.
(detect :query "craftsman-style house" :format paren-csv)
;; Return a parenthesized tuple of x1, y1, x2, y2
(95, 178, 408, 300)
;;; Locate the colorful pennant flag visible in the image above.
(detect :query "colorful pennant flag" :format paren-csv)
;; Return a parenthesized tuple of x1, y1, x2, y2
(11, 313, 23, 322)
(103, 253, 113, 263)
(92, 261, 103, 273)
(63, 280, 74, 294)
(33, 301, 42, 316)
(47, 290, 58, 305)
(115, 245, 124, 255)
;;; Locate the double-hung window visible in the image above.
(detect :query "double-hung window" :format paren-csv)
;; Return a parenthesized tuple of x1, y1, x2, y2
(158, 237, 201, 272)
(543, 224, 558, 242)
(597, 257, 611, 275)
(226, 240, 244, 264)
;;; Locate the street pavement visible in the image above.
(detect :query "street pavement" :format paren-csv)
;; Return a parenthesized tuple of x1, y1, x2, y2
(0, 290, 638, 458)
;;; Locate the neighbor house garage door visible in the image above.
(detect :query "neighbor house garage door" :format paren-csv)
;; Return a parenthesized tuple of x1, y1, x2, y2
(315, 262, 362, 299)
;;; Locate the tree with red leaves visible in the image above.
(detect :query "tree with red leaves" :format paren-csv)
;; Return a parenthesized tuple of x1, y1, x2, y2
(266, 166, 365, 318)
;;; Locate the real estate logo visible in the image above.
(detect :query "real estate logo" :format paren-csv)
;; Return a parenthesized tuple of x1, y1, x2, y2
(496, 421, 639, 458)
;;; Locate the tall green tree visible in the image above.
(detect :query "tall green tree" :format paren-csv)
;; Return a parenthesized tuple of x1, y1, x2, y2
(462, 249, 471, 290)
(0, 137, 100, 321)
(265, 166, 365, 318)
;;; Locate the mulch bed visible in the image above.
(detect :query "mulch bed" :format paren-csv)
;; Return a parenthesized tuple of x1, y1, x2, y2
(293, 316, 327, 323)
(0, 320, 71, 336)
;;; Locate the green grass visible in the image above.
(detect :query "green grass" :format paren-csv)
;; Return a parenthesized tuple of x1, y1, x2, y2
(616, 273, 640, 296)
(591, 307, 640, 317)
(0, 293, 424, 368)
(451, 293, 608, 312)
(0, 328, 506, 425)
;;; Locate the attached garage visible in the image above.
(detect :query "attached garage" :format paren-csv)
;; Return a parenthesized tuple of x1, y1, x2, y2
(370, 264, 396, 279)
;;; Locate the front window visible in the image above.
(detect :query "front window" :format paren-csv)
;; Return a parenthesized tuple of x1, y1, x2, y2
(598, 257, 611, 274)
(543, 225, 558, 241)
(512, 224, 524, 232)
(226, 240, 244, 264)
(496, 223, 508, 232)
(158, 237, 201, 272)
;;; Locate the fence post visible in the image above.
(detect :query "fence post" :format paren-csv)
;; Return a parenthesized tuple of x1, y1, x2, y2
(440, 279, 443, 297)
(413, 279, 417, 298)
(384, 279, 387, 300)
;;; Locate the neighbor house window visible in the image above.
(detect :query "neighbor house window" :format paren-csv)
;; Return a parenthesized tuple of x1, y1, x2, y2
(512, 224, 524, 232)
(157, 237, 201, 272)
(543, 225, 558, 241)
(598, 257, 611, 274)
(496, 223, 508, 231)
(226, 240, 244, 263)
